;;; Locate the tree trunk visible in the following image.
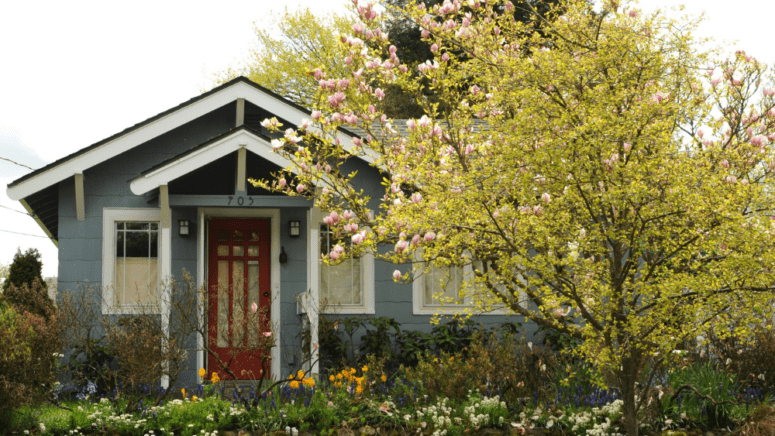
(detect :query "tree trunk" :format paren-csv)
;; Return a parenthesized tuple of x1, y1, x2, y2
(622, 380, 639, 436)
(619, 356, 643, 436)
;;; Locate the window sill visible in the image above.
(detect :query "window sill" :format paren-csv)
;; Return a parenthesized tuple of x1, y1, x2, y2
(321, 305, 375, 315)
(413, 305, 512, 316)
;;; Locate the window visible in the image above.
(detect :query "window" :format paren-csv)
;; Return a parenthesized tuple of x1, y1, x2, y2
(116, 222, 159, 306)
(318, 223, 374, 314)
(102, 208, 164, 314)
(413, 253, 522, 315)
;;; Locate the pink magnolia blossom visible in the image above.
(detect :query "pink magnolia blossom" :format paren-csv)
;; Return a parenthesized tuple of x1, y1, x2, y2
(418, 116, 431, 128)
(278, 178, 287, 188)
(406, 119, 417, 130)
(430, 43, 438, 52)
(392, 270, 402, 281)
(423, 232, 436, 242)
(623, 142, 632, 152)
(352, 233, 364, 244)
(264, 331, 272, 338)
(271, 139, 283, 150)
(352, 22, 366, 34)
(411, 192, 423, 203)
(411, 234, 421, 246)
(322, 188, 329, 195)
(421, 29, 430, 38)
(312, 110, 322, 120)
(296, 184, 306, 193)
(375, 88, 385, 99)
(721, 159, 730, 168)
(441, 53, 450, 62)
(751, 135, 767, 147)
(395, 240, 409, 253)
(541, 192, 551, 203)
(251, 302, 258, 313)
(334, 244, 345, 254)
(330, 250, 340, 260)
(343, 210, 354, 220)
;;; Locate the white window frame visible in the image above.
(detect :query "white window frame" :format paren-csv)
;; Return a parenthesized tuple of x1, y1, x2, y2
(412, 251, 525, 315)
(309, 207, 374, 315)
(102, 208, 166, 315)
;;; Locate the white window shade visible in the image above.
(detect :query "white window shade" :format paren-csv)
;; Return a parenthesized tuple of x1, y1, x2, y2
(413, 251, 520, 315)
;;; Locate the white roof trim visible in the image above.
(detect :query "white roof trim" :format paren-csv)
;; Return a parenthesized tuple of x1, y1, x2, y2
(6, 79, 369, 201)
(129, 130, 295, 195)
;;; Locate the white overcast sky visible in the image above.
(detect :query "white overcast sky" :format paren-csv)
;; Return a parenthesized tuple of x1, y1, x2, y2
(1, 0, 772, 278)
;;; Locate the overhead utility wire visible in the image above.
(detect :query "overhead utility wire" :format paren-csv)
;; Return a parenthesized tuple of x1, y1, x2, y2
(0, 156, 35, 170)
(0, 229, 49, 238)
(0, 204, 31, 216)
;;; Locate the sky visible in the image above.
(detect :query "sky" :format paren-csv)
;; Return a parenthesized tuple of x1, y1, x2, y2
(1, 0, 774, 278)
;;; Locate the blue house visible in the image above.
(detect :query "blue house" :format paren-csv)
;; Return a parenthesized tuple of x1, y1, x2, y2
(5, 77, 520, 388)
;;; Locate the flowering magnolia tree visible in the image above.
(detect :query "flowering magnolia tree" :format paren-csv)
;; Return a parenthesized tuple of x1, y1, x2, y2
(254, 0, 775, 434)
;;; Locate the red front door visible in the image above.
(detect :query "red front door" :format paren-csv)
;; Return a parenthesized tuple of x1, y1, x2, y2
(207, 218, 271, 380)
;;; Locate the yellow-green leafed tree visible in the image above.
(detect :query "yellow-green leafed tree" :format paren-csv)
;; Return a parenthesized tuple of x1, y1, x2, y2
(255, 1, 775, 434)
(214, 7, 355, 109)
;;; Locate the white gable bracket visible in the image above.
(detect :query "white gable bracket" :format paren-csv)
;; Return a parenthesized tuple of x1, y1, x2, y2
(74, 173, 85, 222)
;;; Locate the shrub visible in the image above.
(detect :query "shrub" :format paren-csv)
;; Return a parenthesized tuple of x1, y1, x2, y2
(403, 331, 560, 404)
(707, 324, 775, 398)
(0, 281, 62, 426)
(2, 248, 47, 293)
(319, 315, 522, 374)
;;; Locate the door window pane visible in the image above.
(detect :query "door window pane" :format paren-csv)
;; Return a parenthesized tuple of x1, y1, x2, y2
(232, 260, 245, 346)
(217, 260, 229, 347)
(247, 262, 260, 347)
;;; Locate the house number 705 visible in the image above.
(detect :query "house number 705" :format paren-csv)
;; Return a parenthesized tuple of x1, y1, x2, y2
(227, 196, 254, 206)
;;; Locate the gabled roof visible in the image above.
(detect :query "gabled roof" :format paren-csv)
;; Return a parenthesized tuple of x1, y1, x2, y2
(6, 76, 367, 202)
(129, 125, 290, 195)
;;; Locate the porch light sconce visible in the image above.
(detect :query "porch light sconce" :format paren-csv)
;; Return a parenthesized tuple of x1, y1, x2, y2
(279, 246, 288, 266)
(179, 220, 190, 236)
(289, 220, 301, 237)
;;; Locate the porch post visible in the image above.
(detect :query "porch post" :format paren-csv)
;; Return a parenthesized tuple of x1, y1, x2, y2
(308, 207, 320, 376)
(160, 184, 172, 388)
